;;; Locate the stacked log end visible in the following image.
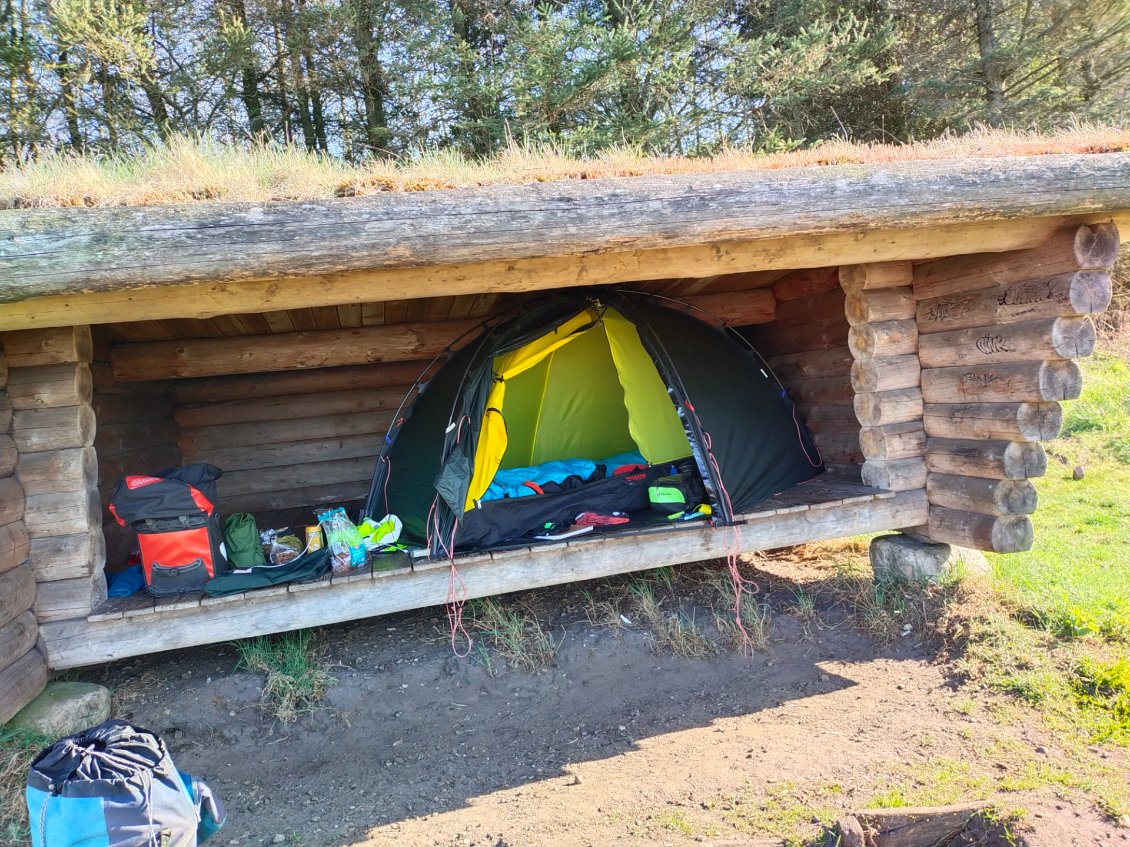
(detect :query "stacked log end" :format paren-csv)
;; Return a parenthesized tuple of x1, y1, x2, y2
(748, 268, 861, 468)
(913, 222, 1118, 552)
(8, 326, 108, 636)
(0, 341, 48, 723)
(841, 261, 927, 492)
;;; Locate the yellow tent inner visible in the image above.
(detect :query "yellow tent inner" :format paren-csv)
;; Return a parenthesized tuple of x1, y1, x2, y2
(465, 307, 691, 509)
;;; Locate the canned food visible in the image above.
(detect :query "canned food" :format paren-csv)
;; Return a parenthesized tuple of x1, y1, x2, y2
(305, 525, 324, 552)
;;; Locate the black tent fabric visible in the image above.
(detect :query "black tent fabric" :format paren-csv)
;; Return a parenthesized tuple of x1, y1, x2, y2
(365, 290, 822, 554)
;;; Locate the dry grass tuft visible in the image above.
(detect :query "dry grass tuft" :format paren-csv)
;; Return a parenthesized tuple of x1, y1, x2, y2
(3, 125, 1128, 208)
(470, 596, 558, 673)
(629, 576, 717, 658)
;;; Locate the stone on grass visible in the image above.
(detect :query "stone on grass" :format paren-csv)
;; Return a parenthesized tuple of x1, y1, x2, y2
(869, 533, 952, 583)
(7, 681, 111, 738)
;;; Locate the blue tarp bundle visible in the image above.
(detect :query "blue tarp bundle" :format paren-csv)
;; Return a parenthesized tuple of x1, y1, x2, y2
(26, 720, 225, 847)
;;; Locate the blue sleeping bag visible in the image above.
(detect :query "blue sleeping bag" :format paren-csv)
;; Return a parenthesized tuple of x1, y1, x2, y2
(482, 452, 647, 501)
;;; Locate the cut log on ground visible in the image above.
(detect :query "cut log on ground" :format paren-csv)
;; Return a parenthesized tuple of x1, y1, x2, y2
(916, 270, 1112, 334)
(913, 222, 1120, 299)
(927, 472, 1038, 515)
(926, 437, 1047, 480)
(923, 401, 1063, 441)
(923, 505, 1033, 552)
(850, 802, 988, 847)
(918, 316, 1095, 368)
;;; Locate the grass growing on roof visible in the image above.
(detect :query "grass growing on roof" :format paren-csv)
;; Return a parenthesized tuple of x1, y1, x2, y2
(3, 125, 1130, 208)
(234, 629, 335, 722)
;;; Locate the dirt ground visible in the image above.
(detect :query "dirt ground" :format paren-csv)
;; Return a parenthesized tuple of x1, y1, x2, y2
(80, 559, 1128, 847)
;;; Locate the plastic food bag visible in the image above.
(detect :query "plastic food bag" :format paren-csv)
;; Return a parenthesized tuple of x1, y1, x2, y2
(316, 506, 367, 574)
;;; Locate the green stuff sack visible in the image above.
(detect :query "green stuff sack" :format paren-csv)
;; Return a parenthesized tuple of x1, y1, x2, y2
(648, 473, 705, 517)
(223, 512, 265, 568)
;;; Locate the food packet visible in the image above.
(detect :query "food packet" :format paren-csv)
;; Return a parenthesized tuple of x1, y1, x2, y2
(269, 534, 303, 565)
(316, 506, 367, 574)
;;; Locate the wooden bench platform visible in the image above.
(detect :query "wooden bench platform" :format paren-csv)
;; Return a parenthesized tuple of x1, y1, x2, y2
(47, 473, 925, 669)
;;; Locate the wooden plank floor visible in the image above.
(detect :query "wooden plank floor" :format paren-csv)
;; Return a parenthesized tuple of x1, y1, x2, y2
(88, 471, 884, 623)
(50, 472, 922, 670)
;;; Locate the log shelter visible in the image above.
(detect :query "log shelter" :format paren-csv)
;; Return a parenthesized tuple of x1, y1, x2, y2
(1, 152, 1128, 720)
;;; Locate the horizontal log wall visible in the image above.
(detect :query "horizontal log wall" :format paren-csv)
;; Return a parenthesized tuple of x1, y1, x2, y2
(91, 359, 181, 567)
(173, 365, 418, 516)
(746, 269, 861, 469)
(7, 327, 108, 629)
(912, 223, 1118, 552)
(840, 261, 927, 492)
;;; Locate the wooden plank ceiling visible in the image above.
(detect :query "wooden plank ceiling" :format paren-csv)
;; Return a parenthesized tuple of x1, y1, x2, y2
(96, 269, 794, 342)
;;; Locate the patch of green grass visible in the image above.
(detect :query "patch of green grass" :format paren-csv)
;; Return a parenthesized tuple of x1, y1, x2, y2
(1071, 656, 1130, 742)
(721, 782, 840, 845)
(989, 353, 1130, 642)
(234, 630, 335, 722)
(470, 597, 557, 673)
(989, 463, 1130, 642)
(657, 810, 694, 835)
(1060, 351, 1130, 462)
(0, 727, 53, 844)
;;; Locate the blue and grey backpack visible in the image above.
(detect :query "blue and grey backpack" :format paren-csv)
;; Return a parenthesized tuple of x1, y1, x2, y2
(26, 720, 225, 847)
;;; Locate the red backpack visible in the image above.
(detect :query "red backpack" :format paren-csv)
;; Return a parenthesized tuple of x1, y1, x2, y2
(109, 464, 228, 596)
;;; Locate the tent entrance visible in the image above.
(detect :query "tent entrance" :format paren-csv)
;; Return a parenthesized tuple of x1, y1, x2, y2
(468, 308, 693, 507)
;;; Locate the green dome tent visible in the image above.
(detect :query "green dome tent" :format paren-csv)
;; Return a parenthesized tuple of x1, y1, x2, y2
(364, 291, 823, 555)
